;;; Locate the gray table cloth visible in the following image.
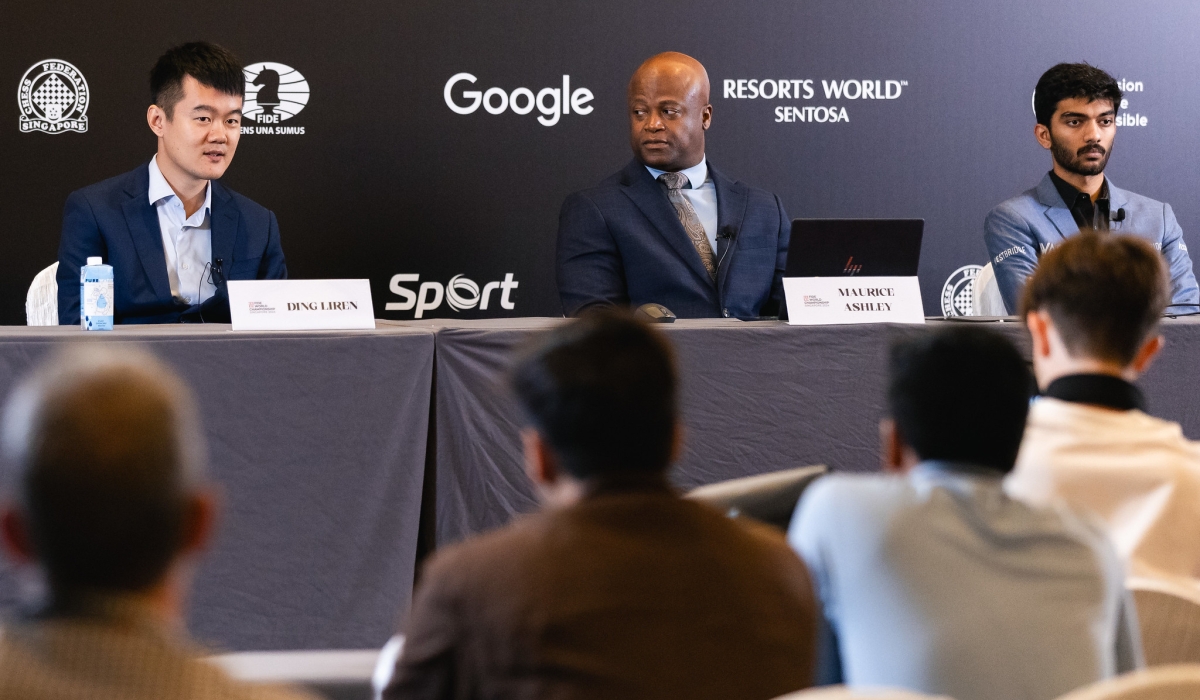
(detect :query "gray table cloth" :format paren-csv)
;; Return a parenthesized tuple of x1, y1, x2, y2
(420, 316, 1200, 548)
(0, 324, 435, 652)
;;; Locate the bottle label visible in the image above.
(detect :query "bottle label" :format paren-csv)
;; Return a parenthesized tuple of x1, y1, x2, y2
(81, 279, 114, 330)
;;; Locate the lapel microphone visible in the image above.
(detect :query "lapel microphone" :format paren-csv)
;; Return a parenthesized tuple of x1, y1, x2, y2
(716, 226, 739, 269)
(1112, 208, 1126, 223)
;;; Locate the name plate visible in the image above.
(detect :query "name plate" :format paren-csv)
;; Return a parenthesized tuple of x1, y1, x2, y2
(783, 276, 925, 326)
(228, 279, 375, 331)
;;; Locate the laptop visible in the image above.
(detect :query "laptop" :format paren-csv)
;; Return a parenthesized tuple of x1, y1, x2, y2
(785, 219, 923, 277)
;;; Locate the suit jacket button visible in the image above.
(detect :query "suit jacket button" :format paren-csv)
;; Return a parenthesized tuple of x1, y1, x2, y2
(723, 308, 730, 317)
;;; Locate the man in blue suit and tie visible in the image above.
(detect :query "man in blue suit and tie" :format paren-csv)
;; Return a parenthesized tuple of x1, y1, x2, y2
(56, 42, 286, 325)
(985, 63, 1198, 314)
(556, 52, 790, 319)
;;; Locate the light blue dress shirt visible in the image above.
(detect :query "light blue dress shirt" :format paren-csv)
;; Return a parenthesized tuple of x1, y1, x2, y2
(646, 157, 718, 253)
(148, 156, 215, 306)
(789, 461, 1141, 700)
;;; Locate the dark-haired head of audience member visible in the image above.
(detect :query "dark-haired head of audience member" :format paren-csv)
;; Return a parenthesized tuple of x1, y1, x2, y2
(885, 326, 1033, 475)
(1021, 231, 1168, 388)
(150, 41, 244, 119)
(0, 347, 216, 613)
(511, 308, 679, 503)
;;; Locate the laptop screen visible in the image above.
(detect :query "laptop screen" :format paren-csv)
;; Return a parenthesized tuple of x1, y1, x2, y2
(785, 219, 923, 277)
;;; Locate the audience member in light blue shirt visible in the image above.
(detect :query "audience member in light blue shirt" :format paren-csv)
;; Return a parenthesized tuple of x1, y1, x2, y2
(789, 326, 1142, 700)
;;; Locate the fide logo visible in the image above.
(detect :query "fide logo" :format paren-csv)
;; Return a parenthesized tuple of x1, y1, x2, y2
(941, 265, 983, 317)
(242, 62, 308, 135)
(17, 59, 89, 134)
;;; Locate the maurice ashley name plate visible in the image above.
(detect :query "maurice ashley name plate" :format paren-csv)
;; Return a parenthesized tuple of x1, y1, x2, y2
(783, 276, 925, 326)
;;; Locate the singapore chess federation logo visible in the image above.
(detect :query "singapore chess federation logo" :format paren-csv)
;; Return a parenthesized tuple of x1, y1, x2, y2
(18, 59, 89, 134)
(941, 265, 983, 317)
(242, 62, 308, 134)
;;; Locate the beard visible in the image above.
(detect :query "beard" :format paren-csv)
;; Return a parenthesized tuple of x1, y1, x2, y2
(1051, 136, 1111, 177)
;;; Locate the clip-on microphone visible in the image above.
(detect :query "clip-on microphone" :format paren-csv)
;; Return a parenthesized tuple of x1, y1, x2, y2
(1112, 208, 1126, 223)
(716, 225, 738, 268)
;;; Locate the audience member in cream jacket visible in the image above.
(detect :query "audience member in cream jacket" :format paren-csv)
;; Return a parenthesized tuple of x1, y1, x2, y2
(1005, 231, 1200, 596)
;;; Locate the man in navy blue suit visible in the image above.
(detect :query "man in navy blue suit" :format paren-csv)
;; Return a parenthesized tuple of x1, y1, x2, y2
(556, 52, 790, 319)
(56, 42, 286, 325)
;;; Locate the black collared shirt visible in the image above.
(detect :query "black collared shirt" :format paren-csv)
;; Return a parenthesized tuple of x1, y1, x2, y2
(1049, 170, 1111, 231)
(1043, 373, 1145, 411)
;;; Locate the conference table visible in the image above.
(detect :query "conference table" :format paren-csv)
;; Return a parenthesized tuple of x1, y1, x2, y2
(0, 324, 435, 653)
(416, 316, 1200, 546)
(0, 316, 1197, 652)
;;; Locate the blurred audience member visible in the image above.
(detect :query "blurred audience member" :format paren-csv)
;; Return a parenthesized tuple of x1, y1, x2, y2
(790, 326, 1141, 700)
(1007, 231, 1200, 595)
(386, 309, 819, 700)
(0, 347, 309, 700)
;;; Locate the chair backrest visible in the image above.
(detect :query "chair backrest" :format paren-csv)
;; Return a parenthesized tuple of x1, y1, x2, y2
(26, 261, 59, 326)
(209, 648, 381, 700)
(773, 685, 955, 700)
(1130, 578, 1200, 666)
(372, 635, 405, 700)
(685, 465, 827, 529)
(971, 262, 1008, 317)
(1053, 664, 1200, 700)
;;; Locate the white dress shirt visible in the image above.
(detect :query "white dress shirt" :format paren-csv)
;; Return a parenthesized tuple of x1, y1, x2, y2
(790, 462, 1141, 700)
(646, 157, 719, 253)
(1007, 396, 1200, 596)
(148, 155, 215, 306)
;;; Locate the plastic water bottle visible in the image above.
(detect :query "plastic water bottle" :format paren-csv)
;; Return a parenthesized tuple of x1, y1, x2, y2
(80, 256, 114, 331)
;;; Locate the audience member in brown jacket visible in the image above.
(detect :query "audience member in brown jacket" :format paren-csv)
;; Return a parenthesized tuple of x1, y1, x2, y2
(385, 309, 818, 700)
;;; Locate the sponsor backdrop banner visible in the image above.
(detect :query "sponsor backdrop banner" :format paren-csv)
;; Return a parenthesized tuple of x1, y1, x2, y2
(3, 0, 1198, 324)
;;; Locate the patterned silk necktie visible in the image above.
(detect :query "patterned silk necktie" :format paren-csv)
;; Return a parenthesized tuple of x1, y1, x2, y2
(658, 171, 717, 281)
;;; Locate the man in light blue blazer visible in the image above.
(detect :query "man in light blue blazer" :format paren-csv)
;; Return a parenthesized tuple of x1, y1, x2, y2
(985, 63, 1198, 314)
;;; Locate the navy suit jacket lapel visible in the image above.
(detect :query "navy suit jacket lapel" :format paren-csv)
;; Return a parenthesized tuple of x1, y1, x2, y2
(210, 181, 239, 272)
(619, 159, 714, 285)
(710, 163, 748, 298)
(121, 164, 172, 300)
(1036, 173, 1079, 242)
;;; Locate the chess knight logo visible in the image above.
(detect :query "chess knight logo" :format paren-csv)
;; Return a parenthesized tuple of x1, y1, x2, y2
(18, 59, 89, 134)
(242, 62, 308, 126)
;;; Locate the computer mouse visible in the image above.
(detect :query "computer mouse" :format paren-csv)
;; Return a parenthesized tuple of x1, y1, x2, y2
(635, 303, 676, 323)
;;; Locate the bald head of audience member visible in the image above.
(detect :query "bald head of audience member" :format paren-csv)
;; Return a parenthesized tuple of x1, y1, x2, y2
(0, 347, 216, 616)
(1021, 231, 1170, 389)
(511, 308, 679, 506)
(628, 52, 712, 172)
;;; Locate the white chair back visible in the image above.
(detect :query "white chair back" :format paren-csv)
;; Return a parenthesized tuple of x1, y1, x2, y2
(1053, 664, 1200, 700)
(773, 686, 955, 700)
(26, 261, 59, 326)
(1130, 578, 1200, 666)
(209, 648, 381, 699)
(971, 262, 1007, 316)
(372, 635, 405, 700)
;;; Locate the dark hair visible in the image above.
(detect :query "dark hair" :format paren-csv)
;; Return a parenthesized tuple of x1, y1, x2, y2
(150, 41, 244, 118)
(1021, 231, 1168, 365)
(888, 327, 1032, 473)
(2, 348, 205, 595)
(511, 308, 678, 479)
(1034, 63, 1122, 127)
